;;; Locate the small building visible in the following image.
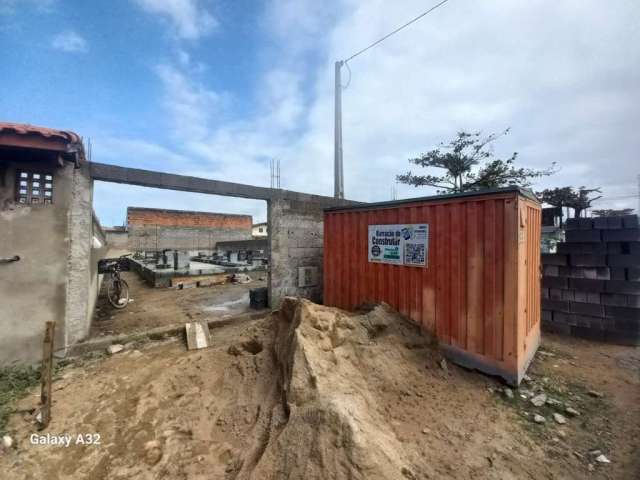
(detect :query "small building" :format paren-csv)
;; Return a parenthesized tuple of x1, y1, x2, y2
(323, 187, 542, 385)
(252, 222, 268, 237)
(127, 206, 252, 254)
(0, 122, 107, 365)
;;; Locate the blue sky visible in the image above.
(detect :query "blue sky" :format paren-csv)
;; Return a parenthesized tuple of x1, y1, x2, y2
(1, 0, 639, 226)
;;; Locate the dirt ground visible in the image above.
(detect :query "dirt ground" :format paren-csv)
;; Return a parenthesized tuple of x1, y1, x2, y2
(91, 271, 267, 337)
(1, 300, 638, 479)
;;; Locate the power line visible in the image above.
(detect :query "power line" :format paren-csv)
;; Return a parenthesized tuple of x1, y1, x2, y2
(344, 0, 451, 63)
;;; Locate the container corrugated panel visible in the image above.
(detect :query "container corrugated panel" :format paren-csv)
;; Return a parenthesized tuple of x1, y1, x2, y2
(323, 187, 541, 385)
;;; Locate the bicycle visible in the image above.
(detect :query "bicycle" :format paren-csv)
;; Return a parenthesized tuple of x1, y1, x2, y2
(100, 254, 131, 309)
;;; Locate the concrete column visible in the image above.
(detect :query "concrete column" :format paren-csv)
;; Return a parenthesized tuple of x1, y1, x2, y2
(63, 164, 94, 349)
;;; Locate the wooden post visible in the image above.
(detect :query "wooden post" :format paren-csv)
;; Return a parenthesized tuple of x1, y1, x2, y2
(39, 321, 55, 430)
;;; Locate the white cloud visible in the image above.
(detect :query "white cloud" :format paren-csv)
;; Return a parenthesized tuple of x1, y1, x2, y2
(51, 30, 87, 53)
(96, 0, 640, 225)
(133, 0, 217, 40)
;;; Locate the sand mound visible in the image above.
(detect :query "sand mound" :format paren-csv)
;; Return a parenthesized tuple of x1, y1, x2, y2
(236, 298, 435, 480)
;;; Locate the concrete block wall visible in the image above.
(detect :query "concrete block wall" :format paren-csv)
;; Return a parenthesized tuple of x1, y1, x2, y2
(268, 196, 353, 309)
(127, 207, 252, 252)
(541, 215, 640, 345)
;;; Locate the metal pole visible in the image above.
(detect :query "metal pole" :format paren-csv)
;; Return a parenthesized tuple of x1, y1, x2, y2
(334, 60, 344, 199)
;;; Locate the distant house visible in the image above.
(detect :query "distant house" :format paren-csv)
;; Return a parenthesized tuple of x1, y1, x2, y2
(252, 221, 268, 237)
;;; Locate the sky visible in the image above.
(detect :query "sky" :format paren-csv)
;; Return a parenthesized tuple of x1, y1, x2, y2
(1, 0, 639, 226)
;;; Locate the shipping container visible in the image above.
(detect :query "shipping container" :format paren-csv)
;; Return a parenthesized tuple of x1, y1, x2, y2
(323, 187, 541, 385)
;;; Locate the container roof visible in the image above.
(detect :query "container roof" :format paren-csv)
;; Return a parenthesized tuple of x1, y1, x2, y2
(324, 186, 539, 212)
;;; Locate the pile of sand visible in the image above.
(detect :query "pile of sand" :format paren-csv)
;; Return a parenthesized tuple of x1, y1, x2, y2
(2, 298, 581, 479)
(236, 298, 434, 479)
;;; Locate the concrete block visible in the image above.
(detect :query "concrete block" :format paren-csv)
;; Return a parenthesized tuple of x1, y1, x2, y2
(541, 309, 552, 322)
(569, 254, 607, 267)
(542, 321, 571, 336)
(542, 299, 571, 313)
(604, 305, 640, 321)
(610, 267, 627, 280)
(549, 288, 563, 300)
(543, 276, 568, 289)
(552, 311, 574, 325)
(602, 229, 640, 242)
(607, 254, 640, 267)
(628, 267, 640, 281)
(557, 243, 607, 255)
(558, 266, 575, 278)
(541, 288, 550, 299)
(622, 215, 639, 229)
(564, 218, 580, 230)
(573, 291, 588, 303)
(607, 216, 623, 229)
(605, 329, 640, 346)
(571, 326, 606, 341)
(605, 280, 640, 295)
(565, 229, 602, 243)
(543, 265, 560, 276)
(571, 302, 604, 316)
(626, 295, 640, 308)
(561, 289, 574, 301)
(587, 292, 600, 304)
(542, 254, 568, 266)
(593, 217, 608, 230)
(569, 278, 605, 292)
(601, 293, 627, 306)
(606, 242, 623, 254)
(614, 318, 640, 333)
(578, 218, 594, 230)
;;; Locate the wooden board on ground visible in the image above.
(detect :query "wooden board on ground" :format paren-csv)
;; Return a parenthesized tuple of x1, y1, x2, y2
(185, 321, 212, 350)
(171, 273, 229, 288)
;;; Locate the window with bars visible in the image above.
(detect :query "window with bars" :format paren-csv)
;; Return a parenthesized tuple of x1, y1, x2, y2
(17, 171, 54, 205)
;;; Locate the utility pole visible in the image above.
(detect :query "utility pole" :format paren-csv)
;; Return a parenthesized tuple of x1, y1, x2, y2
(334, 60, 344, 199)
(331, 1, 450, 200)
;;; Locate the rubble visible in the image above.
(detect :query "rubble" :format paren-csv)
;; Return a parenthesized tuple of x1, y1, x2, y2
(565, 407, 580, 417)
(552, 413, 567, 425)
(533, 414, 546, 424)
(2, 435, 13, 449)
(106, 344, 124, 355)
(531, 393, 547, 407)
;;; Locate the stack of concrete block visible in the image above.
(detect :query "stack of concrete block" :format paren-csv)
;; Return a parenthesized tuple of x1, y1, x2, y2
(541, 214, 640, 345)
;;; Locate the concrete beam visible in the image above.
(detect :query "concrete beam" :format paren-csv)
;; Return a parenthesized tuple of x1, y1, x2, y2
(90, 162, 355, 205)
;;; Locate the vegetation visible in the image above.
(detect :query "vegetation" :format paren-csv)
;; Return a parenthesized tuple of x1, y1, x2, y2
(0, 365, 41, 435)
(397, 129, 556, 193)
(537, 187, 603, 223)
(592, 208, 634, 217)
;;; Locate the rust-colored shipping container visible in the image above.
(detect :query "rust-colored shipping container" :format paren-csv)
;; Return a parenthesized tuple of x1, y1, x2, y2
(323, 187, 541, 385)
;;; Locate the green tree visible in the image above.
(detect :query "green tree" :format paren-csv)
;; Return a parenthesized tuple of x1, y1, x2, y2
(537, 186, 603, 221)
(396, 129, 555, 193)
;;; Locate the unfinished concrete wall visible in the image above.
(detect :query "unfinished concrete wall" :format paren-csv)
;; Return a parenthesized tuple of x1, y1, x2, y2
(0, 158, 72, 364)
(268, 196, 353, 308)
(127, 207, 252, 252)
(63, 164, 96, 348)
(104, 227, 128, 252)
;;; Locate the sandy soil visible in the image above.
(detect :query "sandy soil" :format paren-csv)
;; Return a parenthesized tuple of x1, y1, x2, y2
(1, 300, 638, 479)
(91, 271, 267, 337)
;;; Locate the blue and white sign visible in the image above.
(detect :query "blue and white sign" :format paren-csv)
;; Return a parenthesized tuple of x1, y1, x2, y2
(368, 224, 429, 267)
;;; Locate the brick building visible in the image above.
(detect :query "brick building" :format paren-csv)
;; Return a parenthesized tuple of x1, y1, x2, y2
(127, 206, 252, 253)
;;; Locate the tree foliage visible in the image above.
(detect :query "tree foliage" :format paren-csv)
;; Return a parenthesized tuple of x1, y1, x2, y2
(396, 129, 556, 193)
(537, 186, 603, 219)
(592, 208, 635, 217)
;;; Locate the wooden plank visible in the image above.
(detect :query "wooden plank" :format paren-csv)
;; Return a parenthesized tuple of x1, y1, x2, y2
(185, 321, 212, 350)
(435, 204, 450, 344)
(422, 205, 436, 334)
(450, 202, 464, 348)
(502, 196, 519, 371)
(494, 200, 505, 361)
(39, 321, 55, 430)
(466, 202, 481, 354)
(483, 200, 497, 358)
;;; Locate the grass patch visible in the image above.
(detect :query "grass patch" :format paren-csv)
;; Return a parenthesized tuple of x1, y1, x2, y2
(0, 361, 73, 436)
(0, 365, 41, 436)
